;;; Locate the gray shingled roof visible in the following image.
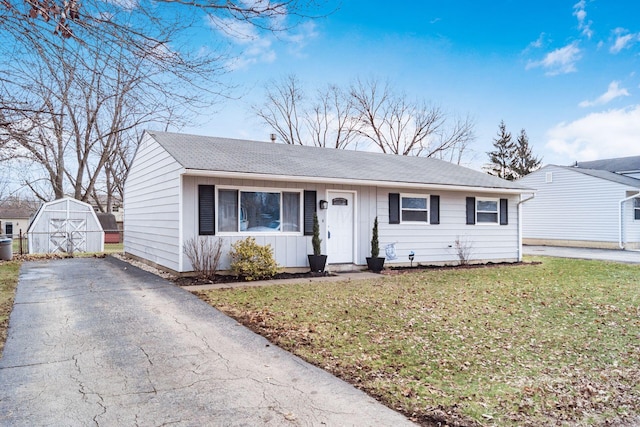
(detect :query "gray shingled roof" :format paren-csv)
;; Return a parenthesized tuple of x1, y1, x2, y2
(148, 131, 530, 192)
(556, 165, 640, 188)
(575, 155, 640, 173)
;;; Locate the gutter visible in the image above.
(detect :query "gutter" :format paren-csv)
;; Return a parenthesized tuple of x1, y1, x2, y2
(182, 169, 530, 195)
(618, 191, 640, 249)
(517, 192, 536, 262)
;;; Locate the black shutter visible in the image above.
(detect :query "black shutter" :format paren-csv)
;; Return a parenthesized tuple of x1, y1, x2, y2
(466, 197, 476, 225)
(430, 195, 440, 224)
(500, 198, 508, 225)
(389, 193, 400, 224)
(303, 191, 317, 236)
(198, 185, 215, 235)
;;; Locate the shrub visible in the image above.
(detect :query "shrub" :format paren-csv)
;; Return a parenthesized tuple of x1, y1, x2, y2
(311, 213, 322, 256)
(370, 216, 380, 258)
(183, 237, 224, 279)
(230, 237, 279, 281)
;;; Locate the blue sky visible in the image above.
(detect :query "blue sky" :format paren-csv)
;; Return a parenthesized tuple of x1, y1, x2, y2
(186, 1, 640, 169)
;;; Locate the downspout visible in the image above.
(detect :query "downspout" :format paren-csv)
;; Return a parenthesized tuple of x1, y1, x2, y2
(517, 192, 536, 262)
(618, 191, 640, 249)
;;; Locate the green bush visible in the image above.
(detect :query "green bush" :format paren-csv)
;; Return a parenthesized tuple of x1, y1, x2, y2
(229, 237, 279, 281)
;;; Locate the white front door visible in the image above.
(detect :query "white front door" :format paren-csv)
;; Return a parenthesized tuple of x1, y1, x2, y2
(327, 191, 354, 263)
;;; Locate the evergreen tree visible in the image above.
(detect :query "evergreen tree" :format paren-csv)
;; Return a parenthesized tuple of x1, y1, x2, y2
(511, 129, 542, 179)
(485, 120, 516, 180)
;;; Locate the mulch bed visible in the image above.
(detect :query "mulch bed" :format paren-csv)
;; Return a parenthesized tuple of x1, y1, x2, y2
(173, 270, 334, 286)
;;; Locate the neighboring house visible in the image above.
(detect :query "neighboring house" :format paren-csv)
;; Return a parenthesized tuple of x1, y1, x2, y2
(518, 159, 640, 249)
(0, 203, 36, 237)
(124, 131, 532, 274)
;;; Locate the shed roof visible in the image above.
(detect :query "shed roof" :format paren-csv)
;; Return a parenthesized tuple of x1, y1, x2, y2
(147, 131, 530, 192)
(575, 155, 640, 173)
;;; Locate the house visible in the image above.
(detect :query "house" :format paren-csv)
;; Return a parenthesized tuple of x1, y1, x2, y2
(124, 131, 532, 274)
(518, 158, 640, 249)
(0, 199, 37, 237)
(27, 197, 105, 254)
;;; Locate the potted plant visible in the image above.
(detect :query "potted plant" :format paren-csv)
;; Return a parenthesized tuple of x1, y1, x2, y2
(308, 213, 327, 273)
(366, 216, 385, 273)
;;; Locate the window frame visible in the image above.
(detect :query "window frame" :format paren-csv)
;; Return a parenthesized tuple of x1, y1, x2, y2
(399, 193, 430, 224)
(634, 198, 640, 221)
(475, 198, 499, 225)
(215, 186, 304, 236)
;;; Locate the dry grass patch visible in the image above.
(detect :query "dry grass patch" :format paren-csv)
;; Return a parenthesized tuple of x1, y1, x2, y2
(196, 257, 640, 426)
(0, 261, 20, 357)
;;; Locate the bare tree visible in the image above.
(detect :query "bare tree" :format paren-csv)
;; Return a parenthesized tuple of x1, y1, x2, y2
(349, 77, 474, 161)
(253, 76, 475, 162)
(254, 75, 357, 149)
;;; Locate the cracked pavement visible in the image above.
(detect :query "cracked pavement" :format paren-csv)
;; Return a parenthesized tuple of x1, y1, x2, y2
(0, 257, 415, 426)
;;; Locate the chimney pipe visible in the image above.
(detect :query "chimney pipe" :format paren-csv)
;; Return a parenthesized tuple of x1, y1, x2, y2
(270, 133, 276, 143)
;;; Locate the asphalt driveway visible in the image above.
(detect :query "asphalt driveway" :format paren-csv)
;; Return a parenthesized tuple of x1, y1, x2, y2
(0, 257, 414, 426)
(523, 245, 640, 264)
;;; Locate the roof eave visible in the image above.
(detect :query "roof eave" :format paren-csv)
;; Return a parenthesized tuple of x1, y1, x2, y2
(183, 169, 530, 195)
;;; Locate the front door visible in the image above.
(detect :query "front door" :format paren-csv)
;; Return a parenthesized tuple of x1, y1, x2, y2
(327, 191, 354, 263)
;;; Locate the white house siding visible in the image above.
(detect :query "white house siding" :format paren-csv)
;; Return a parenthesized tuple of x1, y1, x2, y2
(181, 176, 380, 271)
(518, 166, 640, 248)
(376, 189, 520, 265)
(124, 134, 184, 272)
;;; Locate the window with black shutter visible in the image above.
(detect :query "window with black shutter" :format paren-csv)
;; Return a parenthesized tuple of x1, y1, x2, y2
(303, 191, 317, 235)
(198, 185, 215, 235)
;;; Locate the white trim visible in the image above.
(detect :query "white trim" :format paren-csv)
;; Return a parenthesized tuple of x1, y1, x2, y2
(400, 193, 430, 224)
(476, 197, 499, 225)
(214, 185, 304, 236)
(183, 169, 527, 195)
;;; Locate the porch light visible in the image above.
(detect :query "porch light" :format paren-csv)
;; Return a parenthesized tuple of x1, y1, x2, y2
(319, 200, 328, 210)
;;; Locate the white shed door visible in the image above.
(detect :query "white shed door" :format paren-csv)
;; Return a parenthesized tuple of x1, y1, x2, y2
(49, 218, 87, 253)
(327, 191, 354, 264)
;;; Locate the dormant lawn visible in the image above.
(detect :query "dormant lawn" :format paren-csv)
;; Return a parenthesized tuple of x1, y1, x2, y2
(196, 257, 640, 426)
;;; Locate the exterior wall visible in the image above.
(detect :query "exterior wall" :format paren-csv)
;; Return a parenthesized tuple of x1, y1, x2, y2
(518, 165, 640, 247)
(377, 189, 520, 266)
(181, 176, 521, 272)
(124, 133, 183, 272)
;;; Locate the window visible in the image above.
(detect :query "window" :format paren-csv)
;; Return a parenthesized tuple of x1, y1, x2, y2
(401, 194, 428, 223)
(476, 199, 498, 224)
(635, 198, 640, 220)
(216, 188, 301, 233)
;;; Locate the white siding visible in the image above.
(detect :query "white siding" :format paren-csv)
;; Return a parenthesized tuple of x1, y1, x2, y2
(376, 189, 520, 265)
(181, 176, 520, 271)
(124, 133, 183, 271)
(518, 166, 640, 247)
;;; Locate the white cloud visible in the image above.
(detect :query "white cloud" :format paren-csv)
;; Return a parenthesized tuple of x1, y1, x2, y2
(573, 0, 593, 39)
(579, 81, 630, 107)
(207, 16, 276, 70)
(282, 21, 319, 57)
(528, 33, 546, 49)
(545, 105, 640, 161)
(610, 28, 639, 54)
(526, 42, 581, 76)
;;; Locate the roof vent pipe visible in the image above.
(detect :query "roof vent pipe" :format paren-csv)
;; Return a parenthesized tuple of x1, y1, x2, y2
(270, 133, 276, 143)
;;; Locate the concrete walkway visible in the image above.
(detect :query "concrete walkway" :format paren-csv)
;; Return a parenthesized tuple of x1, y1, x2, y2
(0, 257, 414, 426)
(523, 245, 640, 264)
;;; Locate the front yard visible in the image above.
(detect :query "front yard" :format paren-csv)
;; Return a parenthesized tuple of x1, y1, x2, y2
(196, 257, 640, 426)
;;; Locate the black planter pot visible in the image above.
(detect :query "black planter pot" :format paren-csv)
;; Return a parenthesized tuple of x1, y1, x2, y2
(366, 257, 385, 273)
(308, 254, 328, 273)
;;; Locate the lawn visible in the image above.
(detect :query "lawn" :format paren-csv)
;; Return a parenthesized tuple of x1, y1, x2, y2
(0, 261, 20, 357)
(196, 257, 640, 426)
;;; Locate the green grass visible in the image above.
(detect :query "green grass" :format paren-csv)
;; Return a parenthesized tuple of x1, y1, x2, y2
(0, 261, 20, 357)
(196, 257, 640, 426)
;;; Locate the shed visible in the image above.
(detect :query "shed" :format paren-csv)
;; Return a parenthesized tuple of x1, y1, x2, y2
(96, 213, 121, 243)
(27, 197, 104, 254)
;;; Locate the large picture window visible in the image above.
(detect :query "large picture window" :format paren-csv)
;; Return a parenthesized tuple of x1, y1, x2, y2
(217, 188, 301, 233)
(401, 194, 429, 223)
